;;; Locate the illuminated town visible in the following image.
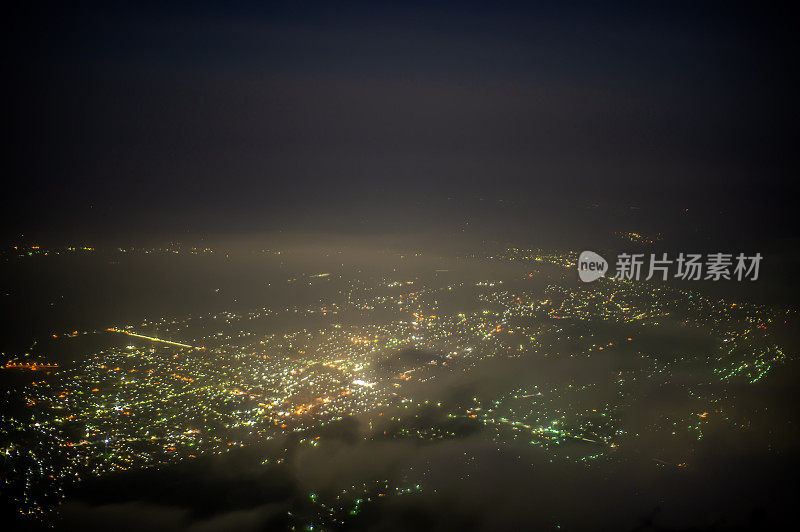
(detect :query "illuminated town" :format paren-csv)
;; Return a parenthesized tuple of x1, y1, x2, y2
(0, 245, 793, 529)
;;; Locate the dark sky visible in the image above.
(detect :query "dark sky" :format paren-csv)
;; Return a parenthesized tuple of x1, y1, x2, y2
(4, 1, 798, 241)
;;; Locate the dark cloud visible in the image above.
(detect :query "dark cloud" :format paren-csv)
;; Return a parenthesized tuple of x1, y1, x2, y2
(57, 408, 800, 531)
(53, 354, 800, 530)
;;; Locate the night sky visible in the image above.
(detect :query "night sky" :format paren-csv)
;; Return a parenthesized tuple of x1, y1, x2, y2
(5, 1, 798, 241)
